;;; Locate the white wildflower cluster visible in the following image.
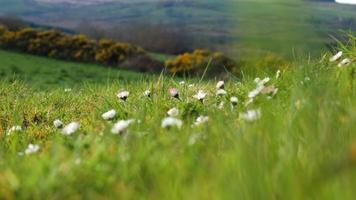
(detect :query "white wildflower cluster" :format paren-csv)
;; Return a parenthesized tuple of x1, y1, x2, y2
(52, 119, 81, 136)
(7, 125, 22, 136)
(8, 76, 286, 153)
(25, 144, 40, 155)
(17, 144, 41, 156)
(10, 47, 354, 153)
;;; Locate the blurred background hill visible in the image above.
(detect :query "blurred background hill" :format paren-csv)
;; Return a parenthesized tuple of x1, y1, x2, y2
(0, 0, 355, 58)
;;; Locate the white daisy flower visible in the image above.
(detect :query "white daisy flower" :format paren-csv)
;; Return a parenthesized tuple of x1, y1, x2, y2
(111, 119, 135, 134)
(193, 90, 207, 101)
(25, 144, 40, 155)
(194, 116, 209, 126)
(338, 58, 351, 67)
(216, 81, 225, 89)
(62, 122, 80, 135)
(117, 90, 129, 101)
(167, 107, 179, 117)
(161, 117, 183, 129)
(53, 119, 63, 129)
(143, 90, 151, 97)
(102, 109, 116, 120)
(7, 125, 22, 136)
(169, 88, 179, 99)
(230, 96, 238, 106)
(329, 51, 343, 62)
(179, 81, 185, 85)
(216, 89, 227, 96)
(241, 109, 261, 122)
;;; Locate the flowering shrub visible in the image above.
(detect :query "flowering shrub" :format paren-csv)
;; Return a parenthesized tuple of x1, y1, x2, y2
(165, 49, 238, 76)
(0, 25, 146, 67)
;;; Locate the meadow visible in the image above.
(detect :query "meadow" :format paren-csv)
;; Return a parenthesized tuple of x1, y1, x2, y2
(0, 50, 145, 89)
(0, 35, 355, 199)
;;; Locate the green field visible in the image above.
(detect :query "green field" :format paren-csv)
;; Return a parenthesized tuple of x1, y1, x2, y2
(0, 50, 145, 89)
(0, 35, 355, 199)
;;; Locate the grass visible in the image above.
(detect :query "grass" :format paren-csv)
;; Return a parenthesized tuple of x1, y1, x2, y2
(0, 36, 355, 199)
(0, 50, 145, 90)
(229, 0, 356, 57)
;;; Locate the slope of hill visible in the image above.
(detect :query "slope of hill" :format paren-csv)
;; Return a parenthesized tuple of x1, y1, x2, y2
(1, 0, 355, 57)
(0, 50, 145, 89)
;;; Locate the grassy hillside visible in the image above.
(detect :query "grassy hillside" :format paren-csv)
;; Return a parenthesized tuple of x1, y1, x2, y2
(0, 50, 145, 89)
(0, 36, 355, 199)
(228, 0, 356, 57)
(0, 0, 355, 57)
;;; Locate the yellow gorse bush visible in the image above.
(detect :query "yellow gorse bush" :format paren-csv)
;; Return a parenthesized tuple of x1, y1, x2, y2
(0, 25, 145, 66)
(165, 49, 238, 76)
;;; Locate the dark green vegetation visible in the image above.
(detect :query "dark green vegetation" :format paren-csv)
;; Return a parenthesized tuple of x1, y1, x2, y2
(0, 36, 355, 199)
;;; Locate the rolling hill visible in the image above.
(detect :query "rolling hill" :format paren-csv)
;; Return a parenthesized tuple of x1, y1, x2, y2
(0, 49, 145, 89)
(0, 0, 355, 57)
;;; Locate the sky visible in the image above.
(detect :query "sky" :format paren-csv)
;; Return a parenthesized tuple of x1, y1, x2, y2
(335, 0, 356, 4)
